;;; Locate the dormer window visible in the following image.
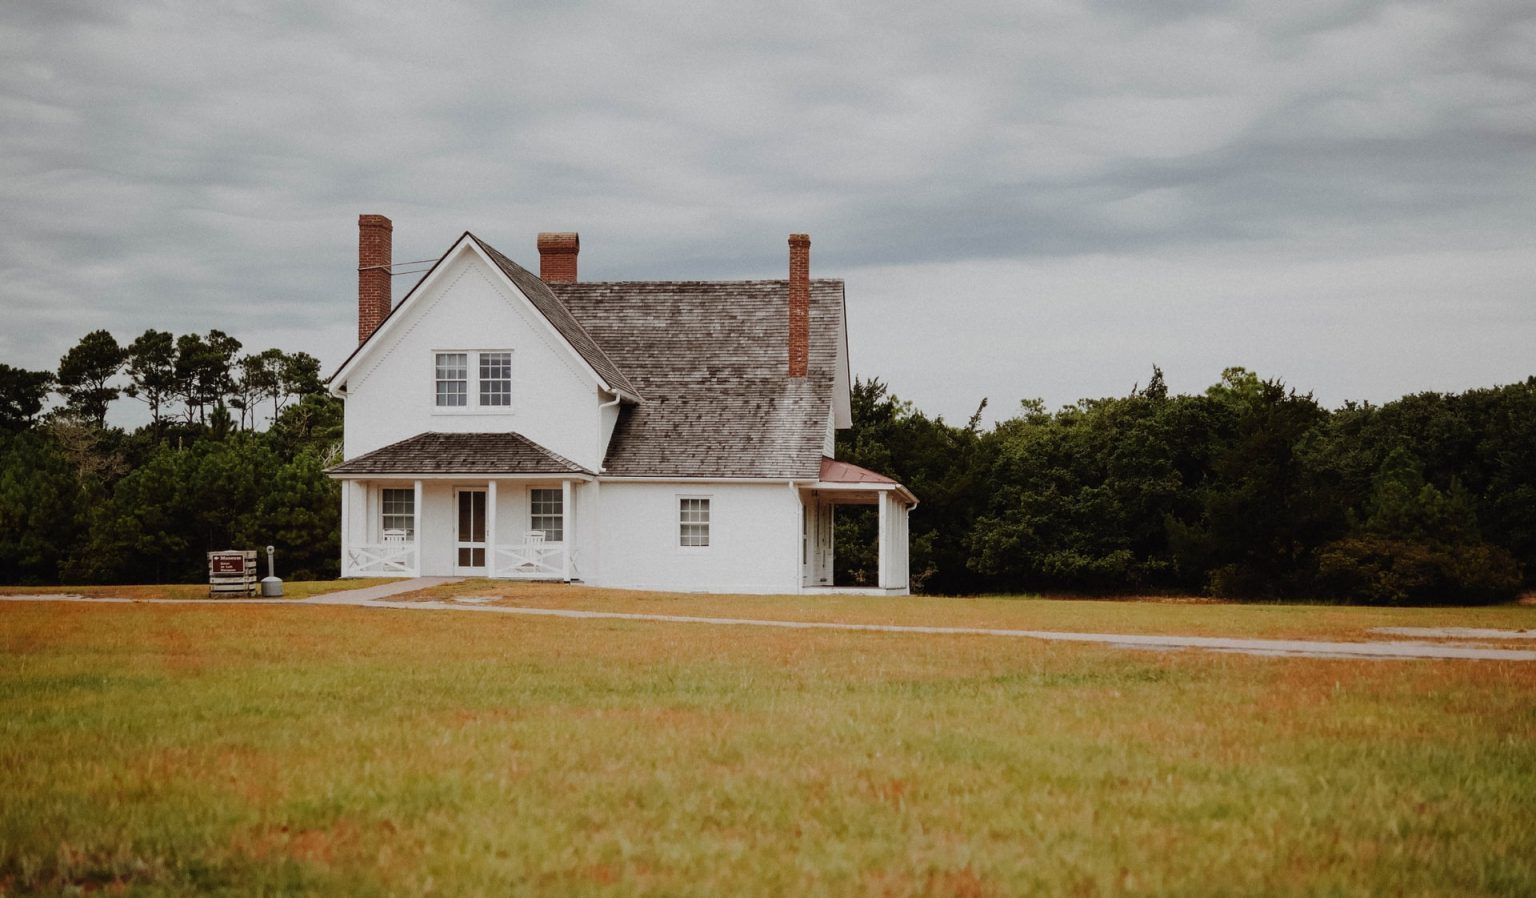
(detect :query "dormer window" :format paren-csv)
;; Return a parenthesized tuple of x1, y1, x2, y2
(434, 350, 512, 410)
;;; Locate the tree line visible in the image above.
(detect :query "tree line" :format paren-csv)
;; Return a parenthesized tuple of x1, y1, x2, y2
(3, 329, 1532, 603)
(835, 369, 1534, 604)
(0, 330, 340, 583)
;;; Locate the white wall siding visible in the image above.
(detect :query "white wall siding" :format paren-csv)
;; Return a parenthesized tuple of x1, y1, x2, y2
(341, 250, 604, 469)
(591, 481, 802, 594)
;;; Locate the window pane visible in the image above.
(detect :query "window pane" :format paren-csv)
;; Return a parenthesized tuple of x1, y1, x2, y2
(479, 352, 511, 407)
(530, 488, 563, 541)
(679, 498, 710, 546)
(435, 352, 468, 407)
(381, 488, 415, 539)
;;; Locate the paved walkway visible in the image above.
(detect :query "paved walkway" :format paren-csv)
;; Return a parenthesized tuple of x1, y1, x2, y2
(5, 581, 1534, 662)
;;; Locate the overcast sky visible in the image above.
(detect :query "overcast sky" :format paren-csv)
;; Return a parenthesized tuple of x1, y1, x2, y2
(3, 1, 1533, 424)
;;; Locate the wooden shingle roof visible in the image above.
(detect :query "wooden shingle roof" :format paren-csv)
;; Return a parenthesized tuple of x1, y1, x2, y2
(550, 279, 842, 479)
(327, 432, 591, 476)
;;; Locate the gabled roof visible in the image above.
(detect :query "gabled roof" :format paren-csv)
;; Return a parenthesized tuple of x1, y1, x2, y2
(551, 280, 842, 479)
(467, 235, 641, 399)
(327, 432, 591, 476)
(328, 233, 641, 400)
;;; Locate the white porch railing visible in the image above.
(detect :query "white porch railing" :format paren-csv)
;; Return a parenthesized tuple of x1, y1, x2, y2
(346, 542, 419, 577)
(491, 537, 566, 579)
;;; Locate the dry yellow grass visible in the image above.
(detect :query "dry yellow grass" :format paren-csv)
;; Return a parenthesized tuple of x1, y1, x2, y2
(2, 596, 1533, 895)
(398, 579, 1536, 642)
(0, 580, 401, 601)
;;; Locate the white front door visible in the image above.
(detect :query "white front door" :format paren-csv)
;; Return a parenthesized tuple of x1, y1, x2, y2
(454, 488, 487, 575)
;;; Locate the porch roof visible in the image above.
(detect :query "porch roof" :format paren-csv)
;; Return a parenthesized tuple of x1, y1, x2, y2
(327, 432, 592, 477)
(815, 456, 917, 504)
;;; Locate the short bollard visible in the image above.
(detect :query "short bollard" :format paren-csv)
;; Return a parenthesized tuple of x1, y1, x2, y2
(260, 544, 284, 597)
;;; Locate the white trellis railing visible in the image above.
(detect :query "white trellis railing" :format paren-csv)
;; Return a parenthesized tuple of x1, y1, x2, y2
(491, 534, 565, 579)
(346, 542, 419, 577)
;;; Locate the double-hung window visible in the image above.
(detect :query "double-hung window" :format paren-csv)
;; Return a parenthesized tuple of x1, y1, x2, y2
(529, 488, 564, 541)
(381, 488, 415, 540)
(435, 353, 468, 407)
(679, 497, 711, 547)
(434, 350, 512, 409)
(480, 352, 512, 406)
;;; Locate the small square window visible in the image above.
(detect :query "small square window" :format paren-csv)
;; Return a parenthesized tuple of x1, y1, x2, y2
(679, 497, 710, 547)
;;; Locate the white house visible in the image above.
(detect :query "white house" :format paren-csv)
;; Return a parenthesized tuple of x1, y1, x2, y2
(326, 215, 915, 594)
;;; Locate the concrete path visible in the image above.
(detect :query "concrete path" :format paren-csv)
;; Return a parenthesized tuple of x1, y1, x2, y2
(6, 581, 1535, 661)
(1369, 626, 1535, 640)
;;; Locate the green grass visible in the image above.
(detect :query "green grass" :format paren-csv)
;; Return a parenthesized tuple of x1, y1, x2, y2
(0, 580, 400, 601)
(2, 596, 1534, 896)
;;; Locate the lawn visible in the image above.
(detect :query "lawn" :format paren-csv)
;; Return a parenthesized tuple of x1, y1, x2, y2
(400, 579, 1536, 642)
(2, 595, 1534, 896)
(0, 580, 400, 601)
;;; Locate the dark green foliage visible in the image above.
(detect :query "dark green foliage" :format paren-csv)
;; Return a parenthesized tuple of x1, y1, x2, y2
(3, 327, 341, 586)
(848, 371, 1530, 603)
(55, 330, 125, 426)
(124, 329, 177, 432)
(0, 364, 52, 433)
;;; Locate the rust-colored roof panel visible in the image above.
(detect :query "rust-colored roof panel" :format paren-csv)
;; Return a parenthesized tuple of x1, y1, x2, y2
(819, 457, 898, 485)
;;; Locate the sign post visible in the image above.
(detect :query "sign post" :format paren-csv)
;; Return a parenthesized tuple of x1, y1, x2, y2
(208, 550, 258, 597)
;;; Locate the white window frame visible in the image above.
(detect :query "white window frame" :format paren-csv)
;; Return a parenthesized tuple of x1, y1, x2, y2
(678, 495, 711, 549)
(432, 349, 514, 413)
(434, 352, 468, 408)
(380, 487, 416, 540)
(529, 487, 564, 542)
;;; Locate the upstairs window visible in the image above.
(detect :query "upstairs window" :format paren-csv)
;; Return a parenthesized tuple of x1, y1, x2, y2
(433, 350, 512, 409)
(480, 352, 512, 406)
(435, 353, 468, 407)
(679, 497, 711, 547)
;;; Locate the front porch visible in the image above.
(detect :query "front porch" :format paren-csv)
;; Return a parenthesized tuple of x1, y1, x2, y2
(338, 476, 583, 581)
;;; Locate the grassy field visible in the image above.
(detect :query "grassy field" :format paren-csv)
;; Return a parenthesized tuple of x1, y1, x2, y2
(3, 593, 1534, 896)
(401, 579, 1536, 642)
(0, 580, 400, 601)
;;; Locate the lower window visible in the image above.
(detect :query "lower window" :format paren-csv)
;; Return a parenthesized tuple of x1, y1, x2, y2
(679, 497, 710, 547)
(530, 488, 563, 541)
(381, 488, 415, 540)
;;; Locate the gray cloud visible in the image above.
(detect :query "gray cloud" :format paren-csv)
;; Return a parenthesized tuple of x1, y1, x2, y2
(1, 0, 1532, 423)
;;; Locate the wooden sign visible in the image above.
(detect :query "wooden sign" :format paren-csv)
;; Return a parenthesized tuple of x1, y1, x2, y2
(209, 550, 258, 597)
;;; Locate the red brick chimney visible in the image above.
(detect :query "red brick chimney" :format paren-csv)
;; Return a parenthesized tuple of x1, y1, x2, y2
(788, 233, 810, 377)
(538, 232, 579, 283)
(357, 214, 392, 344)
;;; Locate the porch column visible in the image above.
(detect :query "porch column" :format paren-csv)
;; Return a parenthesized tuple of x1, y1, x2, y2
(412, 479, 423, 577)
(561, 479, 573, 581)
(877, 490, 893, 590)
(339, 478, 352, 576)
(486, 479, 498, 578)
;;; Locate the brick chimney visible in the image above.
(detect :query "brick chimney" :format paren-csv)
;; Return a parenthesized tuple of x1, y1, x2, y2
(538, 232, 579, 283)
(788, 233, 810, 377)
(357, 214, 392, 344)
